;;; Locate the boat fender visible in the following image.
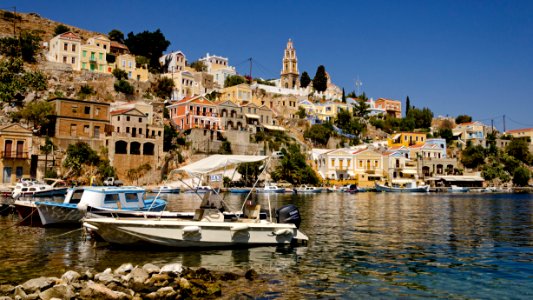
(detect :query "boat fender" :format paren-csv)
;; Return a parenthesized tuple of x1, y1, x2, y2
(230, 224, 249, 231)
(272, 228, 293, 236)
(182, 225, 201, 234)
(83, 222, 98, 231)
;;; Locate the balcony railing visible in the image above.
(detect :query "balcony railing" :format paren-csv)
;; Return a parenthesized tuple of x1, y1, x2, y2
(1, 151, 29, 159)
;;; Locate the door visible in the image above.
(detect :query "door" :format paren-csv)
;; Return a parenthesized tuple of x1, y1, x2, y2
(4, 140, 12, 158)
(16, 141, 24, 158)
(3, 167, 12, 183)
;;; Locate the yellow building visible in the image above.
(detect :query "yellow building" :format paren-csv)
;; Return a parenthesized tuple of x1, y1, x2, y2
(0, 124, 33, 184)
(506, 128, 533, 145)
(110, 54, 149, 82)
(80, 44, 108, 73)
(220, 83, 252, 105)
(388, 132, 427, 147)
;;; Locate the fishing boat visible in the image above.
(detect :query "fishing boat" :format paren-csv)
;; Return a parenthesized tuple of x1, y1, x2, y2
(449, 185, 469, 193)
(256, 183, 285, 194)
(11, 179, 67, 199)
(83, 155, 308, 248)
(228, 187, 253, 194)
(375, 181, 429, 193)
(34, 186, 166, 227)
(152, 185, 181, 194)
(293, 185, 323, 194)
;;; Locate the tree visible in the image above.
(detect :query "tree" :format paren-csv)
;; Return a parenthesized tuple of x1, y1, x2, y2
(437, 128, 453, 144)
(405, 96, 411, 117)
(153, 77, 174, 99)
(124, 29, 170, 73)
(312, 65, 327, 92)
(40, 136, 55, 177)
(0, 57, 47, 103)
(512, 166, 531, 187)
(406, 107, 433, 129)
(461, 144, 485, 169)
(300, 71, 311, 88)
(54, 24, 70, 36)
(224, 75, 246, 88)
(455, 115, 472, 124)
(506, 138, 532, 165)
(271, 145, 319, 185)
(304, 124, 333, 146)
(353, 99, 370, 119)
(346, 91, 356, 98)
(189, 60, 207, 72)
(112, 68, 128, 80)
(13, 100, 53, 130)
(357, 92, 368, 101)
(163, 125, 178, 152)
(63, 142, 101, 177)
(114, 80, 134, 95)
(237, 161, 263, 186)
(108, 29, 125, 44)
(78, 84, 95, 100)
(342, 88, 346, 103)
(296, 106, 307, 119)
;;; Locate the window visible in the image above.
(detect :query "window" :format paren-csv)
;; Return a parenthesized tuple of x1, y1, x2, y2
(95, 108, 100, 116)
(139, 118, 142, 123)
(64, 43, 68, 51)
(128, 71, 132, 78)
(139, 128, 142, 135)
(63, 56, 67, 63)
(103, 44, 107, 50)
(84, 106, 90, 114)
(70, 124, 77, 136)
(99, 65, 103, 71)
(72, 44, 76, 52)
(71, 57, 75, 64)
(82, 62, 86, 69)
(117, 116, 120, 121)
(83, 125, 89, 134)
(104, 193, 119, 204)
(158, 131, 161, 137)
(71, 105, 78, 113)
(126, 127, 130, 133)
(16, 167, 23, 179)
(82, 50, 86, 57)
(331, 159, 335, 167)
(125, 193, 138, 203)
(93, 126, 100, 138)
(117, 127, 120, 133)
(127, 116, 130, 121)
(122, 60, 125, 67)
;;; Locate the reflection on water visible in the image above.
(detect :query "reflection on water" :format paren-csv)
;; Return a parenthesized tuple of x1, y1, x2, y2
(1, 192, 532, 299)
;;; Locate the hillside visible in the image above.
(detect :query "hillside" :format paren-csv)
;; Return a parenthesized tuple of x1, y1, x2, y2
(0, 9, 100, 41)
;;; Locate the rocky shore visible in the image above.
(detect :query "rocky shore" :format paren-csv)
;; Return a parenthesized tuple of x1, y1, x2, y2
(0, 263, 264, 299)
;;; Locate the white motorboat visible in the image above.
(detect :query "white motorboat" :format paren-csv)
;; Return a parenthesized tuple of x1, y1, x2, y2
(256, 184, 285, 194)
(375, 181, 429, 193)
(293, 185, 323, 194)
(152, 185, 181, 194)
(184, 185, 213, 193)
(83, 154, 308, 248)
(11, 180, 65, 199)
(34, 186, 167, 227)
(449, 185, 469, 193)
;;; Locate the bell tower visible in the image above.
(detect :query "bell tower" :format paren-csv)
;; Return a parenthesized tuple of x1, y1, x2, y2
(280, 39, 300, 89)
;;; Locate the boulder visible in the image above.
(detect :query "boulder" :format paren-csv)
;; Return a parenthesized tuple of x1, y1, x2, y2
(178, 278, 190, 289)
(114, 263, 134, 275)
(79, 281, 129, 300)
(142, 264, 160, 275)
(21, 277, 57, 294)
(60, 271, 81, 284)
(160, 263, 182, 275)
(0, 285, 15, 295)
(95, 272, 116, 285)
(12, 286, 26, 299)
(0, 296, 13, 300)
(128, 267, 150, 292)
(245, 269, 258, 281)
(38, 284, 75, 300)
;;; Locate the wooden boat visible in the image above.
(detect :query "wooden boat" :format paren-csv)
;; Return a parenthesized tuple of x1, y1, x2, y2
(375, 181, 429, 193)
(34, 186, 166, 227)
(83, 155, 308, 248)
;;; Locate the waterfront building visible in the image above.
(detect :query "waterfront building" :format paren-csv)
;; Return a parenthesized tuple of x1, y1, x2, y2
(109, 41, 129, 56)
(105, 105, 164, 180)
(0, 124, 33, 184)
(505, 127, 533, 145)
(374, 98, 402, 118)
(47, 32, 82, 70)
(346, 98, 386, 117)
(388, 132, 427, 147)
(44, 97, 110, 151)
(452, 121, 489, 146)
(382, 149, 418, 181)
(280, 39, 300, 89)
(167, 95, 220, 130)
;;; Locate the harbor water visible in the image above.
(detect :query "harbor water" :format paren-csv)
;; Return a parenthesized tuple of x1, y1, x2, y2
(1, 192, 532, 298)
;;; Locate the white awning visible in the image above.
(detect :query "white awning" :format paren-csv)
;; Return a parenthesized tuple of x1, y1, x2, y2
(175, 155, 268, 176)
(263, 124, 286, 131)
(245, 114, 260, 119)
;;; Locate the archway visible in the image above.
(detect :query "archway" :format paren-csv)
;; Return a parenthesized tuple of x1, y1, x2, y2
(422, 166, 430, 177)
(143, 143, 154, 155)
(115, 141, 127, 154)
(130, 142, 141, 155)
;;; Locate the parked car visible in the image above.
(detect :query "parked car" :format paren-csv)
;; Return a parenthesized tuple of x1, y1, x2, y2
(103, 177, 124, 186)
(272, 151, 284, 158)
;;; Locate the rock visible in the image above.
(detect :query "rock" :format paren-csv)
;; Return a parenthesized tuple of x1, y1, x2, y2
(114, 263, 133, 275)
(60, 270, 81, 284)
(95, 272, 116, 285)
(22, 293, 39, 300)
(244, 269, 258, 281)
(82, 270, 94, 281)
(0, 296, 13, 300)
(21, 277, 57, 294)
(194, 268, 215, 282)
(153, 287, 176, 299)
(127, 267, 150, 292)
(79, 281, 129, 300)
(160, 263, 182, 275)
(145, 274, 170, 287)
(38, 284, 75, 300)
(178, 278, 190, 289)
(220, 272, 240, 281)
(0, 285, 15, 295)
(23, 93, 35, 104)
(142, 264, 160, 275)
(12, 286, 25, 299)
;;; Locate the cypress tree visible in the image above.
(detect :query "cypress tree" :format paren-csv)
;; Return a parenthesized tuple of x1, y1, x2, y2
(312, 65, 328, 92)
(406, 96, 411, 117)
(300, 71, 311, 88)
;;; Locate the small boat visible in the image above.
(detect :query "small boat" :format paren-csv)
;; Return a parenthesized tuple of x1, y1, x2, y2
(34, 186, 167, 227)
(83, 154, 308, 248)
(256, 184, 285, 194)
(375, 181, 429, 193)
(449, 185, 469, 193)
(152, 185, 181, 194)
(184, 186, 213, 193)
(293, 186, 323, 194)
(228, 187, 252, 194)
(33, 178, 69, 197)
(11, 180, 56, 199)
(325, 185, 345, 193)
(13, 198, 41, 226)
(345, 184, 359, 194)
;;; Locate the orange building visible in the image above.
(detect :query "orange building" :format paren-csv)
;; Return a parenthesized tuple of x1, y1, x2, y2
(167, 95, 220, 130)
(375, 98, 402, 118)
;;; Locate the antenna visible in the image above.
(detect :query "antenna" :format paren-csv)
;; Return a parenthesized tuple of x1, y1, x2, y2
(355, 76, 362, 96)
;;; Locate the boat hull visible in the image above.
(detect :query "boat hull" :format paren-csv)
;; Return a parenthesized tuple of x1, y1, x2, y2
(228, 188, 252, 194)
(256, 188, 285, 193)
(33, 187, 68, 197)
(375, 183, 429, 193)
(14, 200, 42, 226)
(83, 218, 307, 248)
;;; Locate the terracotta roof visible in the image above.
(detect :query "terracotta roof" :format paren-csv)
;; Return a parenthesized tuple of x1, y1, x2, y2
(111, 108, 134, 115)
(408, 144, 424, 149)
(58, 32, 81, 41)
(506, 127, 533, 133)
(110, 41, 129, 50)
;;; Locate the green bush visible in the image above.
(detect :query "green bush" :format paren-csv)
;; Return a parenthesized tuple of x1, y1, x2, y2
(114, 79, 134, 95)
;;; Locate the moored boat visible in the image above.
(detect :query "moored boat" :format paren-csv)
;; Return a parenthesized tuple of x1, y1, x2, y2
(152, 185, 181, 194)
(228, 187, 253, 194)
(256, 184, 285, 194)
(293, 185, 323, 194)
(375, 181, 429, 193)
(449, 185, 469, 193)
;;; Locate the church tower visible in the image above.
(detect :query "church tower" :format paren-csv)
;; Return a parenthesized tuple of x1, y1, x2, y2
(280, 39, 300, 89)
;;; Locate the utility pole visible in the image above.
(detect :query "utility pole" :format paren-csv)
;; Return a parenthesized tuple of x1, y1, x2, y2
(248, 57, 253, 83)
(503, 115, 506, 133)
(491, 119, 494, 134)
(13, 6, 16, 37)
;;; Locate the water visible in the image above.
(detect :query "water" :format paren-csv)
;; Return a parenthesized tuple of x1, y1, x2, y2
(1, 192, 532, 299)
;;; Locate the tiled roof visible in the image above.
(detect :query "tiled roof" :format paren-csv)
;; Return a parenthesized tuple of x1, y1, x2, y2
(506, 127, 533, 133)
(111, 108, 134, 115)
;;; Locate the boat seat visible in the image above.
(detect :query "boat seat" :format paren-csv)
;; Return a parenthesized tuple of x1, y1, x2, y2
(200, 208, 225, 222)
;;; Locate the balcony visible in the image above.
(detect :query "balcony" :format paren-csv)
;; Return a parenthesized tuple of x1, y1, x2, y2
(1, 151, 29, 159)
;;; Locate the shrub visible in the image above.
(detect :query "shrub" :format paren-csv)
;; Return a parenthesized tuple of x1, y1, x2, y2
(114, 80, 134, 95)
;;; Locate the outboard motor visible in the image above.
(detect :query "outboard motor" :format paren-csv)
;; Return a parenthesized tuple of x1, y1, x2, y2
(276, 204, 302, 229)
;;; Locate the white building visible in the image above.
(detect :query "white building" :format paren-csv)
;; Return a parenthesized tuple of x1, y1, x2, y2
(199, 53, 237, 88)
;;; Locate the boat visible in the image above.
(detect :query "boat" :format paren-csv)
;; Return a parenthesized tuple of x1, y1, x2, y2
(33, 178, 69, 197)
(449, 185, 469, 193)
(256, 184, 285, 194)
(293, 186, 323, 194)
(33, 186, 167, 227)
(13, 198, 42, 226)
(345, 184, 359, 193)
(11, 180, 57, 199)
(82, 154, 308, 248)
(375, 181, 429, 193)
(184, 186, 213, 193)
(152, 185, 181, 194)
(228, 187, 253, 194)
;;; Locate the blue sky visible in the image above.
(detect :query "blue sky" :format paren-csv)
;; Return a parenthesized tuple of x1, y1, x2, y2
(9, 0, 533, 130)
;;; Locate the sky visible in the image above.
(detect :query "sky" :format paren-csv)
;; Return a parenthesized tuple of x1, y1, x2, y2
(7, 0, 533, 130)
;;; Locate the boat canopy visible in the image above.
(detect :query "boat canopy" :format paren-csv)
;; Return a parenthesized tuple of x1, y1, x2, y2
(176, 155, 269, 176)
